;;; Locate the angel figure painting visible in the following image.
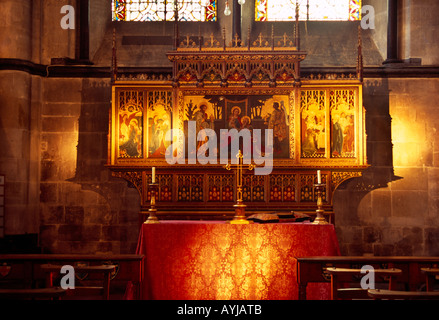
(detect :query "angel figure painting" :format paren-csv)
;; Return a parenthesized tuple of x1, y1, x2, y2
(119, 107, 143, 158)
(301, 96, 326, 158)
(148, 103, 172, 158)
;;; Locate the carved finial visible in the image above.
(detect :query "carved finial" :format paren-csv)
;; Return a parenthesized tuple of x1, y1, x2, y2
(280, 33, 289, 47)
(222, 27, 226, 50)
(357, 25, 363, 82)
(173, 0, 179, 49)
(198, 25, 202, 50)
(112, 28, 117, 83)
(253, 33, 264, 47)
(295, 1, 300, 50)
(209, 33, 215, 47)
(271, 25, 275, 50)
(247, 26, 251, 50)
(232, 33, 241, 47)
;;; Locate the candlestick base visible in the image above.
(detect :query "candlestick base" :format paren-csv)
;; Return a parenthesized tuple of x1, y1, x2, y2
(144, 209, 160, 224)
(312, 209, 328, 225)
(228, 202, 252, 224)
(144, 183, 160, 224)
(313, 183, 329, 225)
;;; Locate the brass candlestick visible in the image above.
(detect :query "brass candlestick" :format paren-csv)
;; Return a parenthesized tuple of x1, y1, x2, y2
(313, 183, 328, 225)
(144, 183, 160, 224)
(224, 150, 255, 224)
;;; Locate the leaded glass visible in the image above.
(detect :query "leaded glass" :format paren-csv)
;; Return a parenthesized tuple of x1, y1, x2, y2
(255, 0, 362, 21)
(112, 0, 217, 22)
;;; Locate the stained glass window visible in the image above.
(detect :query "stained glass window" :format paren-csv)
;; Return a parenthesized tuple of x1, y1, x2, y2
(112, 0, 217, 22)
(256, 0, 362, 21)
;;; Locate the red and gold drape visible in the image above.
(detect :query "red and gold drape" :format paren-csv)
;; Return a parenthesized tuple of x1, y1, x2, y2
(135, 221, 340, 300)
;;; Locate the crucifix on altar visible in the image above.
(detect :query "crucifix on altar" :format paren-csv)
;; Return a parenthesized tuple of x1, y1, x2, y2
(224, 150, 255, 224)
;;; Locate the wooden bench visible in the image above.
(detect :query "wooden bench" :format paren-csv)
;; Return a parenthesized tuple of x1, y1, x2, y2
(0, 287, 66, 300)
(0, 254, 144, 299)
(296, 256, 439, 300)
(421, 268, 439, 292)
(40, 264, 116, 300)
(326, 267, 402, 300)
(368, 289, 439, 300)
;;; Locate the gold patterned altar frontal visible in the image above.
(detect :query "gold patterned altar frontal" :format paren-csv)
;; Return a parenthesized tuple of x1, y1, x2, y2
(138, 222, 340, 300)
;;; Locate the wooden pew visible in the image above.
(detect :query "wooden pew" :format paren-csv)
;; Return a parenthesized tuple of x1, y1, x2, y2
(0, 254, 144, 299)
(296, 256, 439, 300)
(40, 264, 116, 300)
(326, 267, 402, 300)
(421, 268, 439, 292)
(368, 289, 439, 300)
(0, 287, 66, 300)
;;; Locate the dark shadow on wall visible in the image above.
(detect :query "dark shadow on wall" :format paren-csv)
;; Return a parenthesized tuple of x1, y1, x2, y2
(333, 78, 402, 253)
(66, 78, 140, 253)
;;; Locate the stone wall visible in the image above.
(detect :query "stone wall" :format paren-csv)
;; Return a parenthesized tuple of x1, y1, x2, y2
(399, 0, 439, 65)
(0, 0, 39, 236)
(335, 78, 439, 256)
(38, 77, 139, 253)
(0, 71, 40, 235)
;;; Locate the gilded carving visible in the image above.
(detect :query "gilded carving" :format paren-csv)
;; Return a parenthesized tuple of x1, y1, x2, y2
(331, 171, 362, 191)
(112, 171, 143, 196)
(108, 28, 368, 217)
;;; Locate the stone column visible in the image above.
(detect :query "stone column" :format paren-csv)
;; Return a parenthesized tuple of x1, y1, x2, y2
(0, 0, 39, 235)
(383, 0, 400, 64)
(232, 0, 242, 43)
(76, 0, 90, 62)
(0, 0, 33, 60)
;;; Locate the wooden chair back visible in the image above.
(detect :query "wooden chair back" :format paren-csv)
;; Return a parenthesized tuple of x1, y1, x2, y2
(326, 267, 402, 300)
(40, 264, 116, 300)
(368, 289, 439, 300)
(0, 287, 66, 300)
(421, 268, 439, 292)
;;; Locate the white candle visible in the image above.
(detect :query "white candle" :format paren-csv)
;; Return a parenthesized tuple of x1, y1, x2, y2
(317, 170, 321, 184)
(152, 167, 156, 183)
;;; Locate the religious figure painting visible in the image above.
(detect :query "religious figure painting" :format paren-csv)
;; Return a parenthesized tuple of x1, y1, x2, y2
(148, 103, 172, 158)
(183, 98, 217, 158)
(331, 109, 355, 158)
(300, 91, 326, 158)
(116, 89, 173, 160)
(267, 100, 289, 157)
(226, 100, 247, 131)
(182, 94, 290, 160)
(118, 102, 143, 158)
(329, 90, 356, 158)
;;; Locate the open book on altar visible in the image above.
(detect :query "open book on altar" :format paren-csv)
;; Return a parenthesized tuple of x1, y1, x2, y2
(247, 212, 311, 223)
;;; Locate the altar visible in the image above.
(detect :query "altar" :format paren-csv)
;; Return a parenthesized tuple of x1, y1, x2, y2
(133, 221, 340, 300)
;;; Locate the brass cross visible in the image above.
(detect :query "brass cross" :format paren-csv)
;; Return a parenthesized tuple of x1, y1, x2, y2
(224, 150, 255, 224)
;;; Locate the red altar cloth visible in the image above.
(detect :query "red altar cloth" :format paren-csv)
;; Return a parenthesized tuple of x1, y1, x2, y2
(135, 221, 340, 300)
